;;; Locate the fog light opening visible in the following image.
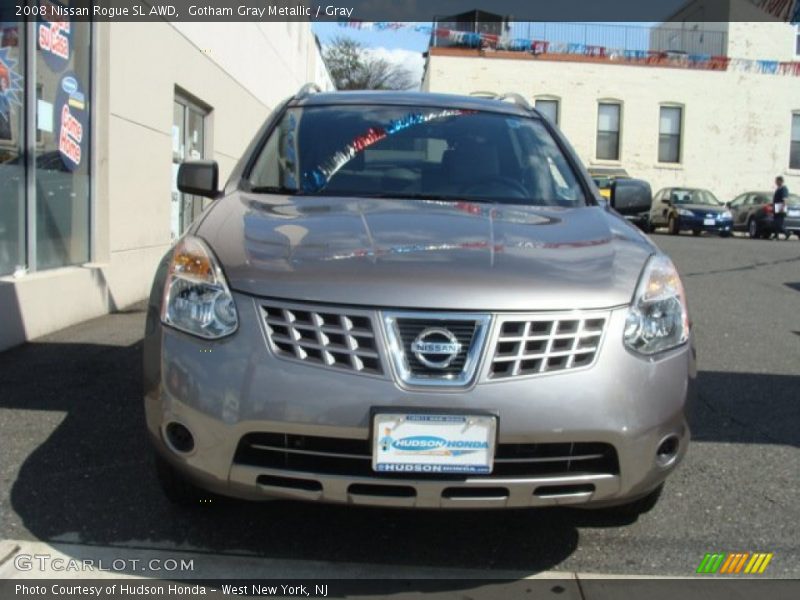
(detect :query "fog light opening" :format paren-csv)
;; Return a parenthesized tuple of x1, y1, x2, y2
(656, 435, 680, 467)
(165, 422, 195, 454)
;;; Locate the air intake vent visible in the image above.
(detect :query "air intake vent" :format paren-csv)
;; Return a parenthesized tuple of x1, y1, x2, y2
(489, 314, 607, 379)
(261, 301, 383, 375)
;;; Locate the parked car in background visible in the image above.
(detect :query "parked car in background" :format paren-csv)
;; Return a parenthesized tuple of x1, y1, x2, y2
(787, 197, 800, 238)
(728, 191, 800, 239)
(648, 187, 733, 236)
(609, 178, 652, 230)
(588, 166, 629, 200)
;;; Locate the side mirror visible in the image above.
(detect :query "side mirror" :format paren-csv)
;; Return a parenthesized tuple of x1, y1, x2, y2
(610, 179, 652, 215)
(178, 160, 220, 199)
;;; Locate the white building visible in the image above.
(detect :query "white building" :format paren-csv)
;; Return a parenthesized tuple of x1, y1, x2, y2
(422, 4, 800, 203)
(0, 21, 333, 350)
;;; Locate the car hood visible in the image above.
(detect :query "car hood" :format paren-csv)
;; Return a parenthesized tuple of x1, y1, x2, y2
(196, 193, 655, 311)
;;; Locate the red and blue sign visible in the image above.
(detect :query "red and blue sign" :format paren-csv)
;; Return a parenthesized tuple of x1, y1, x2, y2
(55, 72, 87, 171)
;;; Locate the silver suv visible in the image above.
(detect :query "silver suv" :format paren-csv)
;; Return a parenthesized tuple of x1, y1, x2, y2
(144, 88, 694, 515)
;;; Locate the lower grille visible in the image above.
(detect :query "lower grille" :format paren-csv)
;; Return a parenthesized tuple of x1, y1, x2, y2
(234, 433, 619, 480)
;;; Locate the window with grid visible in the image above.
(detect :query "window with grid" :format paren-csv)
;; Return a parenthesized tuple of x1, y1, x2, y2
(659, 106, 682, 163)
(596, 103, 621, 160)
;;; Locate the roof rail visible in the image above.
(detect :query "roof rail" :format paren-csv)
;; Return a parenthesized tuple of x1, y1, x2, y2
(469, 90, 532, 111)
(296, 83, 322, 99)
(470, 90, 499, 98)
(496, 92, 532, 110)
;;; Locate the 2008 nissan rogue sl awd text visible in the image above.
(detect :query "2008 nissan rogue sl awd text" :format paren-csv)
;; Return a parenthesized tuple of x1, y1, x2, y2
(144, 88, 695, 515)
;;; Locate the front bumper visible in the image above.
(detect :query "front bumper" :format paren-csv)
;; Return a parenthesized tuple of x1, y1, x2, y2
(677, 215, 732, 233)
(144, 293, 695, 509)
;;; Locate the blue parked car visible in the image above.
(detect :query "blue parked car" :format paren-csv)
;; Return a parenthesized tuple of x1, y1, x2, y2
(647, 187, 733, 237)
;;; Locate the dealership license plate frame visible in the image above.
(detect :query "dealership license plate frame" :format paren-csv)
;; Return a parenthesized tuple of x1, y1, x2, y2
(703, 218, 716, 226)
(371, 409, 498, 475)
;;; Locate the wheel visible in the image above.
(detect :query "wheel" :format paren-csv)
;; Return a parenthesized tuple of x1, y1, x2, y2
(154, 452, 211, 507)
(692, 229, 701, 236)
(668, 215, 680, 235)
(747, 218, 759, 239)
(645, 217, 656, 233)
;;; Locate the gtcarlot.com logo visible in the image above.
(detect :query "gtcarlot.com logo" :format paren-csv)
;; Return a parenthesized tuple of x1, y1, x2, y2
(696, 552, 773, 575)
(14, 553, 195, 573)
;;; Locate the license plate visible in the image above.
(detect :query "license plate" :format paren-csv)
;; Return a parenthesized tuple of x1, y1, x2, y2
(703, 218, 716, 226)
(788, 209, 800, 217)
(372, 413, 497, 474)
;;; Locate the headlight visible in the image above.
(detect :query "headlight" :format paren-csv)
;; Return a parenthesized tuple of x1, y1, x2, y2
(161, 236, 238, 339)
(623, 255, 689, 356)
(676, 208, 694, 217)
(722, 210, 733, 220)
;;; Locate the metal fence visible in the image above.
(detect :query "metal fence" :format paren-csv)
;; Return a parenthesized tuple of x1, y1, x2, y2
(433, 21, 729, 57)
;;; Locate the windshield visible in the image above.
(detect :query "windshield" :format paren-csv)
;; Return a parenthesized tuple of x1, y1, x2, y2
(247, 105, 587, 206)
(669, 189, 721, 206)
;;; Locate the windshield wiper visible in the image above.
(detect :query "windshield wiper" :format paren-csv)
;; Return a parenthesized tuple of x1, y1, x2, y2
(248, 185, 303, 196)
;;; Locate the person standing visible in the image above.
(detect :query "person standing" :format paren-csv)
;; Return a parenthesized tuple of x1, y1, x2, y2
(772, 176, 788, 240)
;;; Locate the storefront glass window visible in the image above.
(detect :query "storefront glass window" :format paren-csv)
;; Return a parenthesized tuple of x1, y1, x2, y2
(171, 94, 209, 240)
(35, 17, 91, 270)
(0, 22, 24, 276)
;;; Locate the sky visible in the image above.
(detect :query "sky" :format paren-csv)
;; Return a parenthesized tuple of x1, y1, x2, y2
(312, 21, 660, 87)
(313, 22, 430, 85)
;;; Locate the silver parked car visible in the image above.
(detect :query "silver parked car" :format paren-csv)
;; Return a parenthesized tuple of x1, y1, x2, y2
(144, 88, 695, 515)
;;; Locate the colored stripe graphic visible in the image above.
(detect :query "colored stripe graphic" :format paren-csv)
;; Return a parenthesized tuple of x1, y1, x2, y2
(744, 553, 774, 574)
(697, 552, 773, 575)
(697, 553, 726, 574)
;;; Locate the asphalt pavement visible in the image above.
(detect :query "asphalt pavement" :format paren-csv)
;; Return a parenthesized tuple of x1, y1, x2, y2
(0, 231, 798, 579)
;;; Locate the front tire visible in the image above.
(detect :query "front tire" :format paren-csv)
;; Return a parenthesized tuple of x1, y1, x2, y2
(602, 483, 664, 517)
(668, 215, 680, 235)
(748, 218, 759, 239)
(154, 453, 212, 507)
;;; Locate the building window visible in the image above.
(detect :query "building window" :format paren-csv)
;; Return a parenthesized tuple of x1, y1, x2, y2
(0, 19, 93, 276)
(796, 25, 800, 57)
(35, 20, 93, 270)
(658, 106, 682, 163)
(596, 102, 621, 161)
(0, 22, 24, 276)
(535, 98, 559, 125)
(791, 113, 800, 170)
(172, 93, 211, 239)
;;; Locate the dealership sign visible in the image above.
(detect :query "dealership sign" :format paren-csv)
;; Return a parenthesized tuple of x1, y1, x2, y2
(38, 1, 71, 72)
(55, 73, 87, 171)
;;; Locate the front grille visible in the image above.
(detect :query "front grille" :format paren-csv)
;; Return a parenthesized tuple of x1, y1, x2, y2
(382, 312, 491, 387)
(489, 315, 607, 379)
(261, 301, 383, 375)
(234, 433, 619, 480)
(395, 319, 477, 376)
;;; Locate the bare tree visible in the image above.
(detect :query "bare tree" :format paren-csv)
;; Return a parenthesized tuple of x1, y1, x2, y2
(323, 36, 416, 91)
